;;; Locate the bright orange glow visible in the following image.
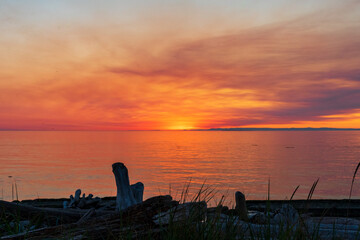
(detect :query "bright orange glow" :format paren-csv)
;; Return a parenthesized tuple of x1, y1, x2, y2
(168, 125, 196, 130)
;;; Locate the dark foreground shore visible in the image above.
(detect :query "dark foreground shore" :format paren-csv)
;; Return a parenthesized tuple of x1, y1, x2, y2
(2, 196, 360, 240)
(18, 197, 360, 218)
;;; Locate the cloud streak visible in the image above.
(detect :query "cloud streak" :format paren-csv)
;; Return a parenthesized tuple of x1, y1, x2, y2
(0, 1, 360, 129)
(105, 5, 360, 128)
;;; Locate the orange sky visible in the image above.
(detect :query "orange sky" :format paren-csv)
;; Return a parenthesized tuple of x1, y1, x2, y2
(0, 1, 360, 130)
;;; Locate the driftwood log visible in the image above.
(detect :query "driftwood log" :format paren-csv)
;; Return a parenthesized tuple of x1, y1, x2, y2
(112, 162, 144, 211)
(153, 201, 206, 225)
(0, 199, 113, 226)
(131, 182, 144, 203)
(0, 200, 83, 225)
(63, 189, 100, 209)
(2, 195, 177, 240)
(235, 191, 248, 220)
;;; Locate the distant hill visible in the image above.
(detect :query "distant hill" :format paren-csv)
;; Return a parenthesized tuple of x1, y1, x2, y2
(204, 127, 360, 131)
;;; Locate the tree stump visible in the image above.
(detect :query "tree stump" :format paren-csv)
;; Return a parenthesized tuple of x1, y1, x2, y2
(112, 162, 144, 211)
(235, 191, 248, 220)
(131, 182, 144, 203)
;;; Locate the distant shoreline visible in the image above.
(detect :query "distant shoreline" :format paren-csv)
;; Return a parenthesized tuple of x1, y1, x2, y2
(1, 128, 360, 131)
(202, 127, 360, 131)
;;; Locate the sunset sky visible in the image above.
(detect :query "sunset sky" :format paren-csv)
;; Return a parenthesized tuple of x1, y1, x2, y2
(1, 0, 360, 130)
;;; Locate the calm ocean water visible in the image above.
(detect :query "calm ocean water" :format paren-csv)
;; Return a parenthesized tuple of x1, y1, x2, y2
(0, 131, 360, 204)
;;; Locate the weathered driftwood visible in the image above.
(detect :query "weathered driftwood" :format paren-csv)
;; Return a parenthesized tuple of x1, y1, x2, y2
(131, 182, 144, 203)
(112, 162, 144, 211)
(0, 200, 84, 224)
(1, 224, 75, 240)
(2, 195, 176, 240)
(272, 204, 299, 225)
(207, 206, 229, 216)
(232, 219, 360, 240)
(64, 189, 100, 209)
(2, 221, 158, 240)
(118, 195, 177, 225)
(153, 201, 206, 225)
(0, 199, 112, 226)
(22, 197, 360, 217)
(246, 199, 360, 217)
(4, 194, 360, 240)
(74, 189, 81, 204)
(235, 191, 248, 220)
(76, 208, 96, 225)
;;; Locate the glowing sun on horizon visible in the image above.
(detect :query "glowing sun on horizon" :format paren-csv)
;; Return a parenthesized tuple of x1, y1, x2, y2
(167, 123, 197, 130)
(168, 126, 195, 130)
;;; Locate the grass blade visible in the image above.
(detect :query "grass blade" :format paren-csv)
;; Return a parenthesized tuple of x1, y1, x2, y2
(307, 178, 319, 201)
(349, 161, 360, 200)
(267, 177, 270, 201)
(15, 181, 19, 201)
(348, 161, 360, 216)
(11, 182, 14, 201)
(266, 177, 271, 215)
(290, 185, 300, 201)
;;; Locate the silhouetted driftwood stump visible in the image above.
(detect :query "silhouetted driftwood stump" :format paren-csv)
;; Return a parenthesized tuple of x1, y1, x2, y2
(235, 191, 248, 220)
(112, 162, 144, 211)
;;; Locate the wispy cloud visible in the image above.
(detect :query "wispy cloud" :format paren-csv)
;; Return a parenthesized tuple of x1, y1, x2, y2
(0, 1, 359, 129)
(105, 4, 360, 128)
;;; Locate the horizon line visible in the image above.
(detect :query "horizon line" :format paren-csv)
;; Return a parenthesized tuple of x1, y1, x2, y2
(1, 127, 360, 131)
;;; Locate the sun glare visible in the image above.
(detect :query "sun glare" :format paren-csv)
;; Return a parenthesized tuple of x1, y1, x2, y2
(167, 125, 196, 130)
